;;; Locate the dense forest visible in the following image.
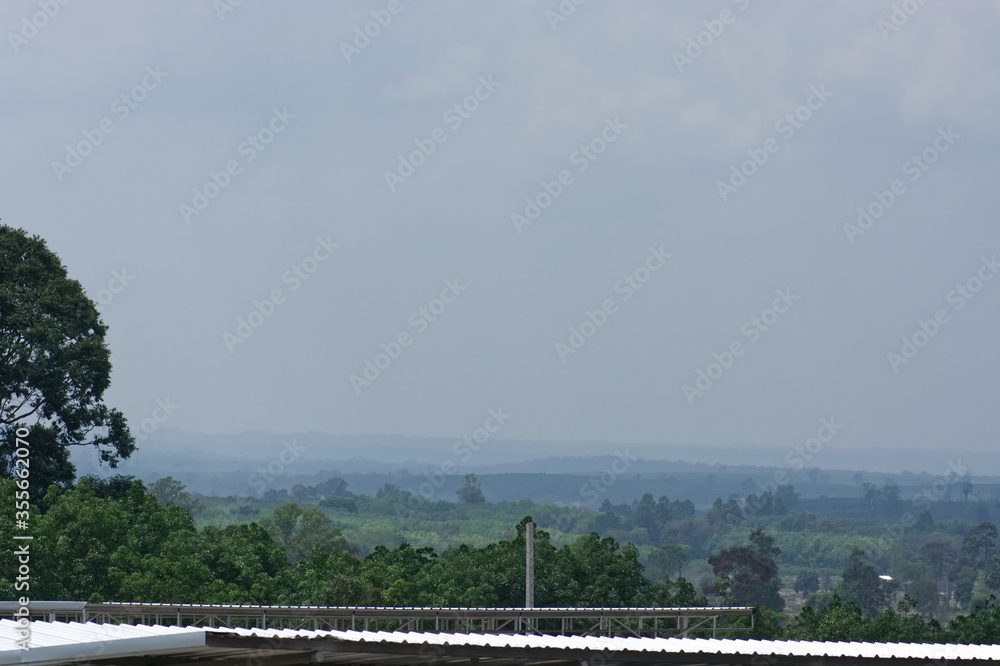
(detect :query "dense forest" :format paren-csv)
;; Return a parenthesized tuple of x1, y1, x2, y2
(3, 472, 1000, 643)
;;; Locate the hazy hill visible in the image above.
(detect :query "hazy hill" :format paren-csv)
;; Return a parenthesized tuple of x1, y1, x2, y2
(69, 429, 1000, 507)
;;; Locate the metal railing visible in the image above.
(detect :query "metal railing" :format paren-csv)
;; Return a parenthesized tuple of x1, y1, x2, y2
(0, 602, 755, 638)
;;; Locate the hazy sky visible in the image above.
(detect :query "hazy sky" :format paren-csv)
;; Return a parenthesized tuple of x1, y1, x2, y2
(4, 1, 999, 461)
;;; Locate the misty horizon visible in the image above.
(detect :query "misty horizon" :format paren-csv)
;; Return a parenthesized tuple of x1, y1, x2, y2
(4, 1, 999, 480)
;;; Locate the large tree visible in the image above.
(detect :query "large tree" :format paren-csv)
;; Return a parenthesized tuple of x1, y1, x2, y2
(918, 536, 957, 587)
(961, 522, 998, 567)
(837, 546, 896, 616)
(708, 528, 785, 611)
(456, 473, 486, 503)
(0, 225, 134, 493)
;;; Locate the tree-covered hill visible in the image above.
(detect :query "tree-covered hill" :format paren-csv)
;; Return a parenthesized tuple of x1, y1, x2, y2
(4, 474, 1000, 643)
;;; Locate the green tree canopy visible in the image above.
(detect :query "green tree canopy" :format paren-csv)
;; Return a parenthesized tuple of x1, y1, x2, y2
(0, 225, 134, 491)
(649, 543, 689, 581)
(148, 476, 203, 515)
(708, 528, 785, 611)
(259, 502, 352, 564)
(794, 571, 820, 595)
(457, 473, 486, 503)
(836, 546, 896, 616)
(962, 522, 998, 567)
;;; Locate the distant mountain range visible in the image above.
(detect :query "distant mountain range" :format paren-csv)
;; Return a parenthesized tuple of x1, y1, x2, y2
(68, 429, 1000, 501)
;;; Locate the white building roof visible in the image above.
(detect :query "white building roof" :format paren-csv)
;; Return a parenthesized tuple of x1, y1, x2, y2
(2, 619, 998, 666)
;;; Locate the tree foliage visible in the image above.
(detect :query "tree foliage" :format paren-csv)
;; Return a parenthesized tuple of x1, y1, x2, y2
(708, 528, 785, 611)
(4, 475, 1000, 643)
(785, 596, 942, 643)
(149, 476, 202, 515)
(962, 522, 998, 567)
(456, 473, 486, 504)
(794, 571, 820, 595)
(0, 225, 134, 488)
(836, 546, 896, 616)
(259, 502, 351, 564)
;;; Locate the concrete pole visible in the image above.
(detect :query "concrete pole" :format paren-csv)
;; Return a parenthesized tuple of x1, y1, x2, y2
(525, 521, 535, 609)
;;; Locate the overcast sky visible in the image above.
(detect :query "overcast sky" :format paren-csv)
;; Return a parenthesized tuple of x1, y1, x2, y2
(3, 1, 999, 463)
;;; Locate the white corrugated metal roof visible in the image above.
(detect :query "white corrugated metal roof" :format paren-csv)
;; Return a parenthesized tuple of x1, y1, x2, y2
(0, 620, 210, 666)
(2, 619, 998, 665)
(219, 627, 1000, 659)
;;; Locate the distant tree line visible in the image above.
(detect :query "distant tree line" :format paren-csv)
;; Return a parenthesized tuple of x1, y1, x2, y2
(3, 475, 1000, 642)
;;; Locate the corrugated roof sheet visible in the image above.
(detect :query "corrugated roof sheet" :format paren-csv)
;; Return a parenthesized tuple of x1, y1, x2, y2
(2, 619, 998, 666)
(219, 627, 1000, 659)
